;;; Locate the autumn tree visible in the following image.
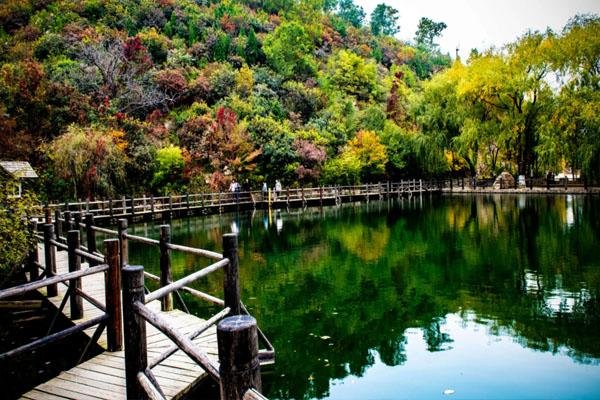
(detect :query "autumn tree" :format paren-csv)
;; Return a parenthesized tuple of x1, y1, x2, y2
(46, 124, 128, 199)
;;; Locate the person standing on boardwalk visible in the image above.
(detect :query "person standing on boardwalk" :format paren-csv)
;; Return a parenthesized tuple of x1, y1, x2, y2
(275, 179, 282, 200)
(262, 182, 268, 201)
(230, 179, 239, 202)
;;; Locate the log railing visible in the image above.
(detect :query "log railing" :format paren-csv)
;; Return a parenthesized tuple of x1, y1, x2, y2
(121, 232, 265, 400)
(0, 236, 123, 362)
(11, 211, 273, 399)
(41, 181, 443, 222)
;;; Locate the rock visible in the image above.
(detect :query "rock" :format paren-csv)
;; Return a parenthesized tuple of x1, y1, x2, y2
(493, 171, 515, 189)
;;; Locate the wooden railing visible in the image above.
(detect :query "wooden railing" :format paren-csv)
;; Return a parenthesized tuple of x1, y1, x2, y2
(0, 234, 123, 363)
(41, 181, 443, 224)
(440, 176, 591, 191)
(46, 211, 273, 398)
(3, 210, 274, 399)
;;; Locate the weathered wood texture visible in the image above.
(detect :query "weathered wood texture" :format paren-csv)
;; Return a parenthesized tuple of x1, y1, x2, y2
(122, 265, 148, 399)
(21, 247, 220, 400)
(217, 315, 261, 400)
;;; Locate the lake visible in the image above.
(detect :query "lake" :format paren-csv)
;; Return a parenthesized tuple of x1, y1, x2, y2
(124, 194, 600, 399)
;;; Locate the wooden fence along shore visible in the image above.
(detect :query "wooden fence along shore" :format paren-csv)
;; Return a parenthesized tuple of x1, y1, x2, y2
(43, 181, 442, 227)
(42, 179, 598, 228)
(1, 180, 597, 399)
(0, 212, 273, 400)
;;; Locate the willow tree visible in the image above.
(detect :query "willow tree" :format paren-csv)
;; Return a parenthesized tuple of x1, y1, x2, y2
(457, 32, 554, 176)
(540, 15, 600, 180)
(47, 124, 127, 199)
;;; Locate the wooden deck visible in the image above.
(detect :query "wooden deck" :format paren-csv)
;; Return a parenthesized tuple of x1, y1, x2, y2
(20, 247, 218, 400)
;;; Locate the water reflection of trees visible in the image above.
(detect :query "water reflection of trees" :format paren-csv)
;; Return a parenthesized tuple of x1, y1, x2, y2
(127, 195, 600, 399)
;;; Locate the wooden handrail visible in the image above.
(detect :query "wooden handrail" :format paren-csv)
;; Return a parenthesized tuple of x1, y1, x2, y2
(137, 372, 166, 400)
(134, 301, 221, 381)
(0, 314, 107, 360)
(166, 242, 224, 260)
(144, 258, 229, 304)
(0, 264, 108, 300)
(125, 233, 160, 246)
(148, 307, 231, 369)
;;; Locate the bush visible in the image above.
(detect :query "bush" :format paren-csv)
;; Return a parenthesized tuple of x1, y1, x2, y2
(0, 174, 39, 285)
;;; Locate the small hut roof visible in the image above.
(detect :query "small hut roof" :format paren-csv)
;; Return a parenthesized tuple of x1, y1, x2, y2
(0, 161, 38, 178)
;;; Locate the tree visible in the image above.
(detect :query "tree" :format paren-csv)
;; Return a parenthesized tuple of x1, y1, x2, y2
(263, 21, 316, 79)
(414, 17, 447, 48)
(325, 50, 381, 101)
(370, 4, 400, 36)
(244, 28, 264, 65)
(336, 0, 365, 28)
(152, 145, 186, 194)
(537, 15, 600, 180)
(46, 124, 128, 199)
(324, 130, 388, 183)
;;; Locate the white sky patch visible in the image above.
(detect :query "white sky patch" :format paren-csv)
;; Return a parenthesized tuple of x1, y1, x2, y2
(355, 0, 600, 59)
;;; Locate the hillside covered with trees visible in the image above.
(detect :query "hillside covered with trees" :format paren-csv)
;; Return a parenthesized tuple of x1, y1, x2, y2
(0, 0, 598, 201)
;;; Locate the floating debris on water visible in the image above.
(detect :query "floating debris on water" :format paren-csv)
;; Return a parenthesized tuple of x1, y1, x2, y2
(443, 389, 455, 395)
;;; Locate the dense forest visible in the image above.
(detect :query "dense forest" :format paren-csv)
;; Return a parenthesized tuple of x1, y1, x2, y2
(0, 0, 598, 201)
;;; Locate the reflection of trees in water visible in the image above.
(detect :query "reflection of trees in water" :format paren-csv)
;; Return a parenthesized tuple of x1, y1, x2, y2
(125, 195, 600, 399)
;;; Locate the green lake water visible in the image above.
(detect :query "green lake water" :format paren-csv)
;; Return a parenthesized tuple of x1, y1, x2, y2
(123, 194, 600, 399)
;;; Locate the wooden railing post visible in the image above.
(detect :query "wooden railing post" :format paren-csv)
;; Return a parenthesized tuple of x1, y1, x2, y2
(159, 225, 173, 312)
(67, 230, 83, 319)
(222, 233, 241, 315)
(122, 196, 127, 215)
(54, 209, 62, 240)
(122, 265, 147, 400)
(109, 198, 114, 218)
(63, 210, 72, 235)
(130, 196, 135, 216)
(45, 207, 52, 225)
(85, 213, 98, 267)
(118, 219, 129, 269)
(28, 220, 39, 281)
(217, 315, 262, 400)
(105, 239, 123, 352)
(43, 223, 57, 297)
(150, 195, 155, 214)
(169, 196, 173, 219)
(73, 211, 82, 230)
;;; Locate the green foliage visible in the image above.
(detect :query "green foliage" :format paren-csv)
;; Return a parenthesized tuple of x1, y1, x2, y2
(46, 124, 127, 199)
(263, 21, 316, 79)
(152, 145, 186, 194)
(336, 0, 365, 28)
(324, 130, 388, 183)
(324, 50, 381, 101)
(1, 0, 596, 197)
(370, 4, 400, 36)
(244, 28, 264, 65)
(414, 17, 447, 48)
(0, 174, 39, 283)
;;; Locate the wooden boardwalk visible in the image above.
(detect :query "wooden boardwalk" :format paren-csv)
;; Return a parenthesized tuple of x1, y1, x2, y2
(20, 247, 219, 400)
